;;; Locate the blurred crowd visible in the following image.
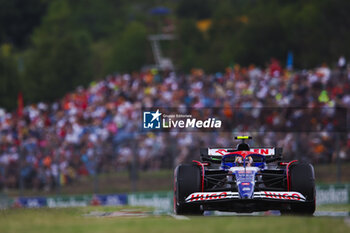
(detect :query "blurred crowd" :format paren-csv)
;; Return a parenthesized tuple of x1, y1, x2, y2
(0, 60, 350, 191)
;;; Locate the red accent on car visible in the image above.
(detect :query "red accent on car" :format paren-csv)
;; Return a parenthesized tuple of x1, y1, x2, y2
(188, 192, 228, 202)
(192, 160, 205, 192)
(263, 191, 301, 201)
(224, 151, 256, 159)
(215, 149, 228, 155)
(286, 160, 298, 191)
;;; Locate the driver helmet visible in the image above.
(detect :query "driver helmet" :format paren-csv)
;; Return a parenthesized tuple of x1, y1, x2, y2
(235, 156, 253, 166)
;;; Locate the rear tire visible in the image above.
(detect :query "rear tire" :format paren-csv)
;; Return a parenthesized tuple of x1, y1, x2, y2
(288, 163, 316, 215)
(174, 164, 203, 215)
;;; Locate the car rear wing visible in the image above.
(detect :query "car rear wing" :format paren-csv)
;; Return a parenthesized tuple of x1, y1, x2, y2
(200, 147, 283, 163)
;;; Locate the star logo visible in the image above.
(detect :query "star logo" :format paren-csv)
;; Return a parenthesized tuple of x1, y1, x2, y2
(143, 109, 162, 129)
(150, 109, 162, 122)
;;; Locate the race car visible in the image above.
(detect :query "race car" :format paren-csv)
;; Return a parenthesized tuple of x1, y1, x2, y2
(174, 136, 316, 215)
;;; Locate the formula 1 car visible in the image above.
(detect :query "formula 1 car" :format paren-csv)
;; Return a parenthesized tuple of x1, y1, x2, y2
(174, 136, 315, 215)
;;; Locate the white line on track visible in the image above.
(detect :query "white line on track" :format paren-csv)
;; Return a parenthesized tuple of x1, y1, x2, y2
(170, 214, 190, 220)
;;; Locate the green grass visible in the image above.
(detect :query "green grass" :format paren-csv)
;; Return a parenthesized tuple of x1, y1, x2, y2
(0, 207, 349, 233)
(5, 170, 174, 197)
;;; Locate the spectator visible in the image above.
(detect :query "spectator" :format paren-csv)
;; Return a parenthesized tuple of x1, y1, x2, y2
(0, 62, 349, 191)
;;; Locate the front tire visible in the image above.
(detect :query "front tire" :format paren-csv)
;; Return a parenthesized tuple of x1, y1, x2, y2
(288, 163, 316, 215)
(174, 164, 203, 215)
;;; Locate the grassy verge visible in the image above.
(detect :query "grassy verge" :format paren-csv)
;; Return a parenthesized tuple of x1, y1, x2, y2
(0, 206, 348, 233)
(4, 170, 174, 197)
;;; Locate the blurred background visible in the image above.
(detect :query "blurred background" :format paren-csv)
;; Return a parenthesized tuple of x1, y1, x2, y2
(0, 0, 349, 202)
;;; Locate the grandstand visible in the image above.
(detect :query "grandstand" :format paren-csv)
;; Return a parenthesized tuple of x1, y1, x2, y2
(0, 62, 349, 192)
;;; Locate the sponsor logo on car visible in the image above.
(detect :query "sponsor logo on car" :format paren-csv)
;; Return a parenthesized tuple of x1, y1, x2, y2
(262, 191, 304, 201)
(186, 192, 228, 202)
(238, 171, 253, 174)
(251, 148, 275, 155)
(208, 148, 276, 156)
(215, 149, 228, 155)
(185, 191, 306, 203)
